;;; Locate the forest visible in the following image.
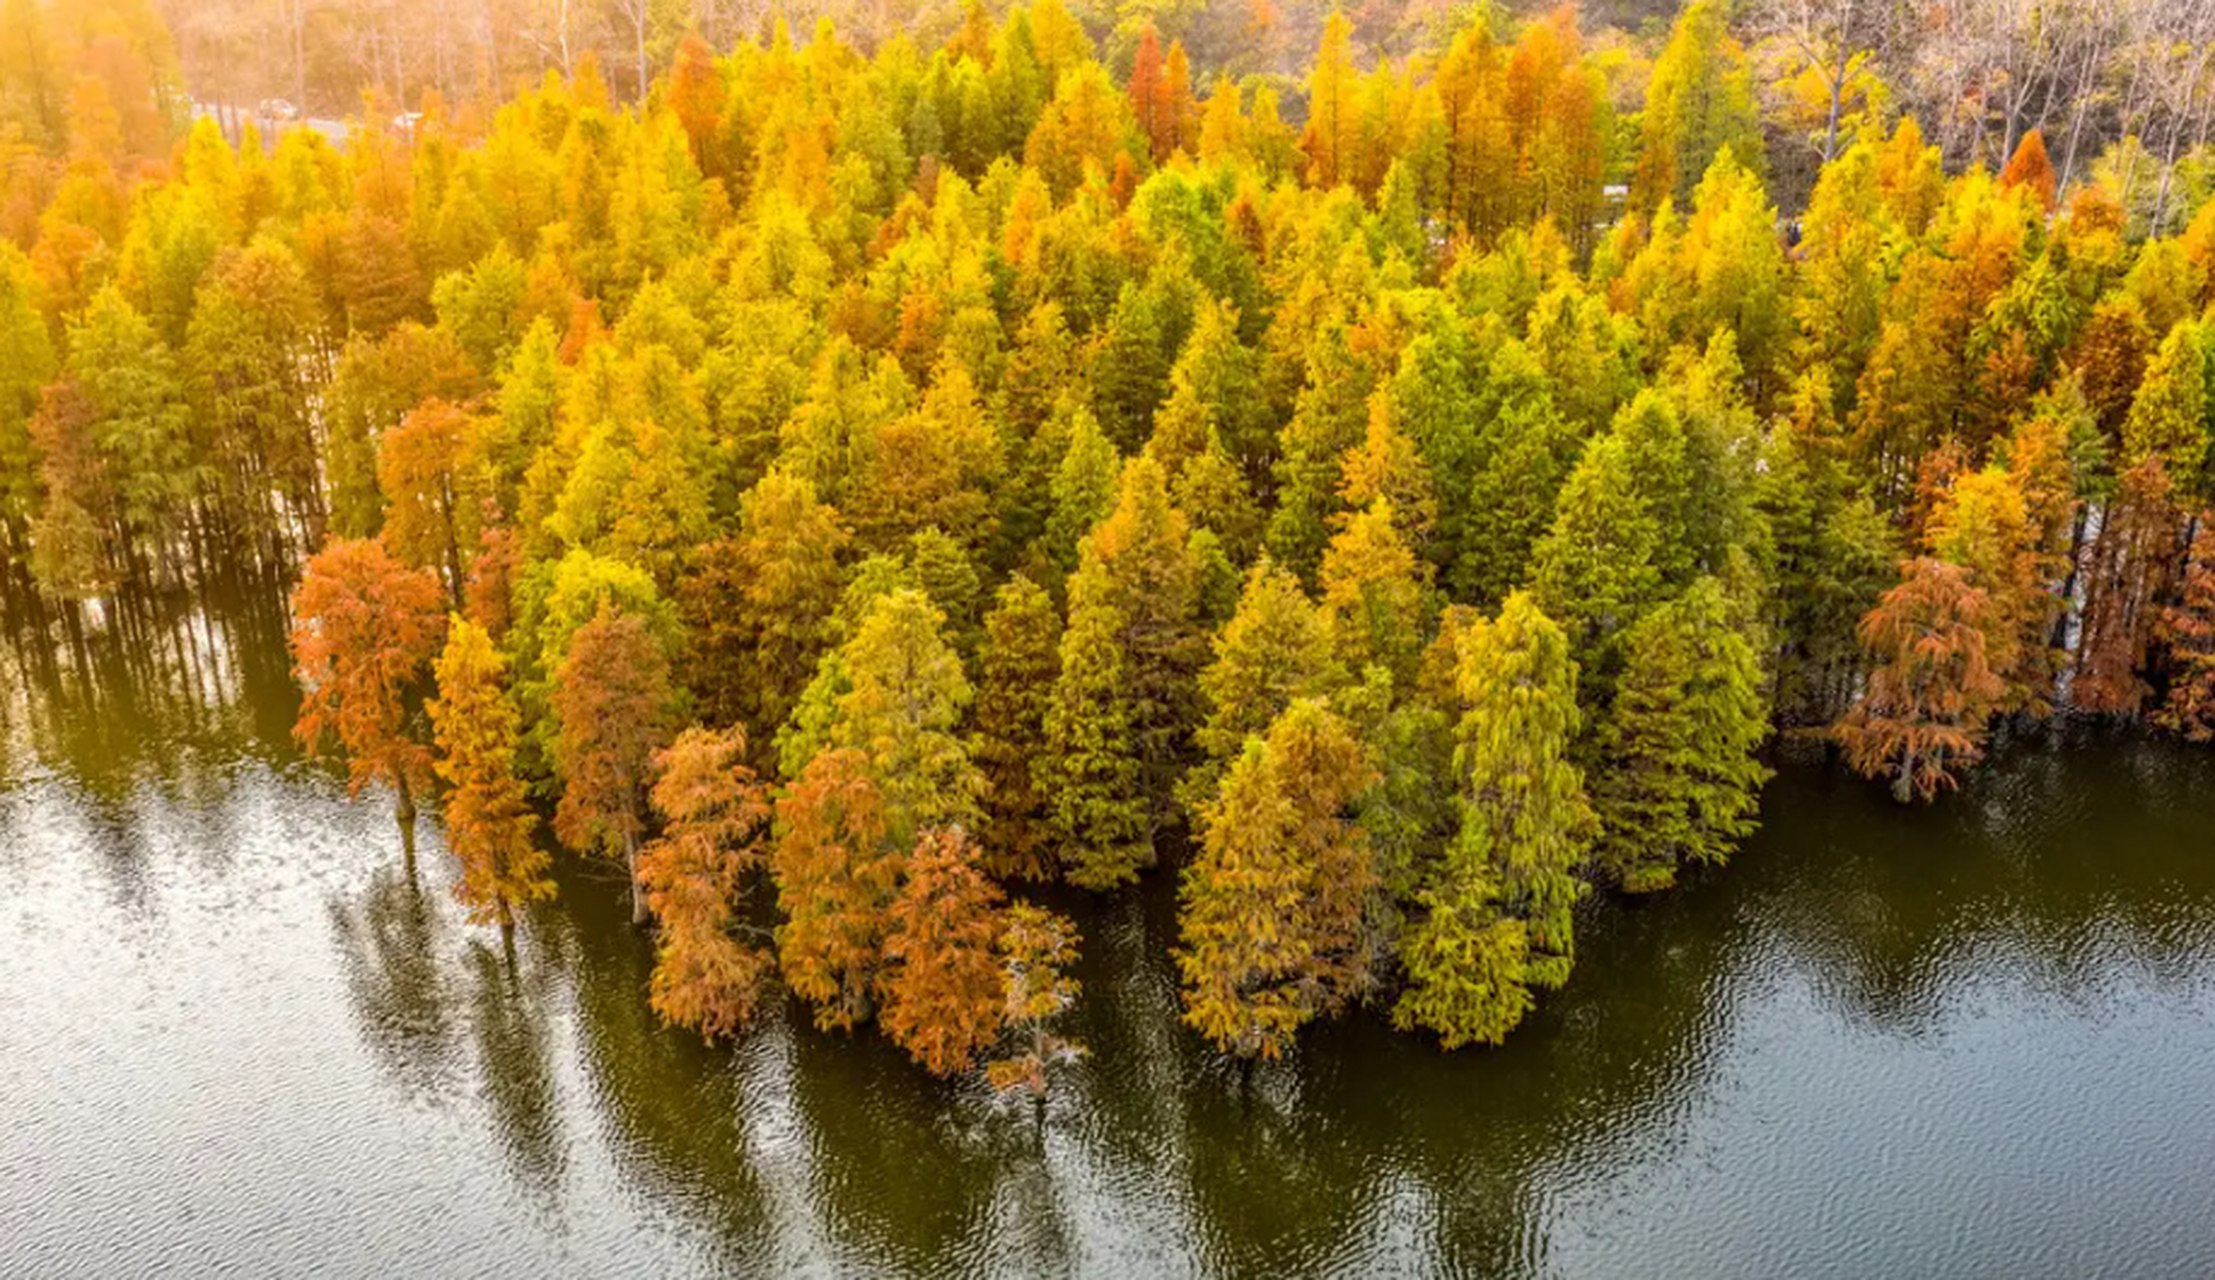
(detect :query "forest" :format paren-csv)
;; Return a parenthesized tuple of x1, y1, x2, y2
(6, 0, 2215, 1086)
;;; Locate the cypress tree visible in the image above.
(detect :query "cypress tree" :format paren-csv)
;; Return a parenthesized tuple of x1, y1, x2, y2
(972, 575, 1063, 880)
(1592, 579, 1772, 893)
(1187, 556, 1345, 811)
(1044, 566, 1151, 889)
(1396, 592, 1593, 1046)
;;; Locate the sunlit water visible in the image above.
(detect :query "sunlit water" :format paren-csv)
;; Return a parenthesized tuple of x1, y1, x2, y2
(5, 591, 2215, 1278)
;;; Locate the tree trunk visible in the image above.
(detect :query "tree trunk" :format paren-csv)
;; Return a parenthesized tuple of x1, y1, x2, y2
(627, 831, 649, 926)
(396, 772, 418, 874)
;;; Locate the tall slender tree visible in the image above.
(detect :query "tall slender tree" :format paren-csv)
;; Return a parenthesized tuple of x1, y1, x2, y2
(291, 538, 446, 863)
(429, 617, 554, 944)
(551, 600, 678, 924)
(638, 726, 775, 1041)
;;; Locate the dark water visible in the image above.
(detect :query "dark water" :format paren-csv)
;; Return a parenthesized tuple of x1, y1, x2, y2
(6, 590, 2215, 1278)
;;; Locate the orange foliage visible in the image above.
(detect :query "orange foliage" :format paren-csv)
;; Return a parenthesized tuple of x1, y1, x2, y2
(2075, 460, 2182, 716)
(289, 538, 445, 814)
(1835, 559, 2008, 803)
(639, 726, 775, 1041)
(773, 748, 900, 1032)
(880, 827, 1007, 1076)
(551, 602, 676, 921)
(1998, 129, 2056, 211)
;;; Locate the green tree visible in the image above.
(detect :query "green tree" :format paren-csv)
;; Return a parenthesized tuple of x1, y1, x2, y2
(1079, 452, 1205, 840)
(1043, 402, 1121, 575)
(824, 587, 983, 841)
(1176, 699, 1376, 1058)
(1591, 579, 1772, 893)
(1530, 433, 1664, 700)
(1044, 568, 1149, 889)
(1396, 592, 1593, 1047)
(67, 285, 197, 574)
(1188, 556, 1345, 810)
(972, 575, 1062, 880)
(677, 469, 849, 747)
(1319, 498, 1431, 692)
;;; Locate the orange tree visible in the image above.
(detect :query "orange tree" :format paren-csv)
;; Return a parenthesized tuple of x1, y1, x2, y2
(290, 537, 446, 862)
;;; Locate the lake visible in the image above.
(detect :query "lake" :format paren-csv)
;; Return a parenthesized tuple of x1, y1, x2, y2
(5, 589, 2215, 1278)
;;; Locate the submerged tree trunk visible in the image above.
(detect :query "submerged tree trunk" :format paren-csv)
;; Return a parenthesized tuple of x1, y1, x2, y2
(395, 772, 417, 874)
(627, 831, 649, 926)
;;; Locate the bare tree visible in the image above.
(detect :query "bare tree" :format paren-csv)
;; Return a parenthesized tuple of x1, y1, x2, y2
(1751, 0, 1905, 164)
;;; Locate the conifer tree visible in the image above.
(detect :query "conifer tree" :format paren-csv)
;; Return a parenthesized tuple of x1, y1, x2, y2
(1396, 592, 1592, 1046)
(826, 588, 982, 840)
(24, 380, 113, 601)
(1836, 559, 2009, 803)
(1176, 699, 1377, 1059)
(1300, 10, 1361, 190)
(1189, 557, 1345, 807)
(551, 601, 677, 924)
(1531, 434, 1665, 700)
(291, 538, 446, 862)
(638, 726, 775, 1042)
(429, 617, 554, 944)
(1127, 23, 1168, 162)
(1044, 404, 1121, 576)
(774, 747, 900, 1032)
(1998, 129, 2056, 211)
(377, 399, 487, 607)
(1044, 567, 1150, 889)
(1592, 579, 1771, 893)
(1631, 0, 1763, 212)
(2158, 522, 2215, 742)
(2074, 460, 2177, 716)
(1318, 498, 1431, 692)
(1082, 452, 1205, 836)
(972, 575, 1062, 880)
(678, 469, 849, 749)
(1923, 466, 2054, 714)
(66, 285, 196, 564)
(988, 904, 1085, 1098)
(2121, 321, 2209, 501)
(1456, 592, 1593, 988)
(880, 826, 1007, 1076)
(1176, 736, 1307, 1059)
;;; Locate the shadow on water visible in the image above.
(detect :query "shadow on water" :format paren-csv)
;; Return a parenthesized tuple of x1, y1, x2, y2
(8, 585, 2215, 1276)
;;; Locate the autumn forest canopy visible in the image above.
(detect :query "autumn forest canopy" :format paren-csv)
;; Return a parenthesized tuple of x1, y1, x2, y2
(8, 0, 2215, 1081)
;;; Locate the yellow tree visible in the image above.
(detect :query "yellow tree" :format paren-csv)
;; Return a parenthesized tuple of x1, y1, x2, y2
(428, 617, 554, 945)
